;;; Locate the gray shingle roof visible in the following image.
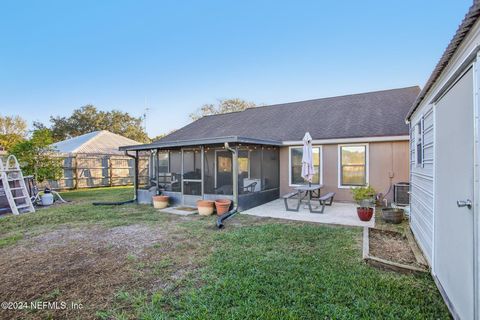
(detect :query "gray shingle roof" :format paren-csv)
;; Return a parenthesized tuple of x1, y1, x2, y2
(407, 2, 480, 119)
(52, 130, 141, 155)
(157, 86, 419, 144)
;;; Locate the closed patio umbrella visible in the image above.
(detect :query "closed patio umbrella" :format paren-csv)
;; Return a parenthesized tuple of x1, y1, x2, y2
(301, 132, 315, 184)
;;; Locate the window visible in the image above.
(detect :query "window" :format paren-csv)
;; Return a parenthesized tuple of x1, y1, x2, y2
(217, 155, 232, 173)
(415, 117, 424, 167)
(289, 146, 322, 185)
(339, 144, 367, 187)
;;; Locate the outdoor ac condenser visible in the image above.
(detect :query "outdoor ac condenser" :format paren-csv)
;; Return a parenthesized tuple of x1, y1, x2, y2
(394, 182, 410, 206)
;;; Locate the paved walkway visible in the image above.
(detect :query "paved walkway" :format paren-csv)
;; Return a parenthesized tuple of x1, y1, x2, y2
(242, 199, 374, 228)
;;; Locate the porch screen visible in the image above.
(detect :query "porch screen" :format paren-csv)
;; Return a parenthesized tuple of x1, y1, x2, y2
(339, 145, 367, 186)
(169, 151, 182, 192)
(203, 149, 233, 195)
(238, 147, 279, 194)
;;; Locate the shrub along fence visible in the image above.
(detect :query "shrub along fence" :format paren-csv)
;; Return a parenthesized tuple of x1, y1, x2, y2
(46, 153, 149, 190)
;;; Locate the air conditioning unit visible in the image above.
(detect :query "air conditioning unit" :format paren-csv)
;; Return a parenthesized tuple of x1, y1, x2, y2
(394, 182, 410, 206)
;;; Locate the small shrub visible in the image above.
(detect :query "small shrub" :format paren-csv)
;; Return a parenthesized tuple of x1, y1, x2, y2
(351, 185, 376, 206)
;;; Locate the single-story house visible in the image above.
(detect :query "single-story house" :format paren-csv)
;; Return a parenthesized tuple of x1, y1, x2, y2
(120, 86, 419, 210)
(406, 2, 480, 319)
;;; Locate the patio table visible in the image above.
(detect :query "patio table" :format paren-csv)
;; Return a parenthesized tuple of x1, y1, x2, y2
(294, 184, 324, 213)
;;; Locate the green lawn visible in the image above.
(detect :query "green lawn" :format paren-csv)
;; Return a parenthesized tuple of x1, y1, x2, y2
(0, 187, 449, 319)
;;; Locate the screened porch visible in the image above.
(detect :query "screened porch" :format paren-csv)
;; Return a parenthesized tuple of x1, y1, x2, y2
(133, 143, 280, 211)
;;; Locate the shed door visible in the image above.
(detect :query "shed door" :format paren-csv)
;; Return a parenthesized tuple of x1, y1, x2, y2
(435, 67, 475, 319)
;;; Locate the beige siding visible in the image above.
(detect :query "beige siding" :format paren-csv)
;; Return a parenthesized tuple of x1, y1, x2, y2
(279, 141, 409, 202)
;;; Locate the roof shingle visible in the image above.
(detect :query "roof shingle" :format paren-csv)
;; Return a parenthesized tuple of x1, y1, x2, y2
(158, 86, 419, 144)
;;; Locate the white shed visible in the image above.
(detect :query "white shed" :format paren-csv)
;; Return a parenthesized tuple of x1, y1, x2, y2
(406, 3, 480, 319)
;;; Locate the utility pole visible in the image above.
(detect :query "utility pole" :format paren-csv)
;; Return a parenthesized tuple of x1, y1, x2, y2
(143, 97, 150, 133)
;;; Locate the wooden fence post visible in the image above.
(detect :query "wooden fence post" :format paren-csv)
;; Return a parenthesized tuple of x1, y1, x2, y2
(74, 155, 79, 189)
(109, 156, 113, 187)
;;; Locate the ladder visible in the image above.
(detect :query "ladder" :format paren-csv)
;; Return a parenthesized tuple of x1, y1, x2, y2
(0, 155, 35, 215)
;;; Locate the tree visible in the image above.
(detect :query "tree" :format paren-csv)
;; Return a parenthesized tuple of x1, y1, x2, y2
(37, 105, 150, 143)
(9, 129, 63, 183)
(189, 98, 257, 121)
(151, 129, 177, 142)
(0, 115, 28, 151)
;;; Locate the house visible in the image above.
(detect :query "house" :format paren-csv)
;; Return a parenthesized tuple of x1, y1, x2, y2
(406, 2, 480, 319)
(49, 130, 142, 189)
(120, 86, 419, 209)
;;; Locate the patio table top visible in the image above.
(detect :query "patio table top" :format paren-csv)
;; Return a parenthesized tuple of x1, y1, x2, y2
(294, 184, 324, 191)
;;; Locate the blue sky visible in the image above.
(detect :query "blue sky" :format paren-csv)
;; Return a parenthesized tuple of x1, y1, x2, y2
(0, 0, 473, 137)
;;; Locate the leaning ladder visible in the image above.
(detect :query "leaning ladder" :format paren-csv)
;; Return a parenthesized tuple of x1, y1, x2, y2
(0, 155, 35, 215)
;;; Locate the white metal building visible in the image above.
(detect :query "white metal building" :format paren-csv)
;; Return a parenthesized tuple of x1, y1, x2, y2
(406, 3, 480, 319)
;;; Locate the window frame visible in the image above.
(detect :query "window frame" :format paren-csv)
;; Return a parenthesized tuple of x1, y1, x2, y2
(414, 115, 425, 168)
(288, 145, 323, 187)
(337, 143, 369, 188)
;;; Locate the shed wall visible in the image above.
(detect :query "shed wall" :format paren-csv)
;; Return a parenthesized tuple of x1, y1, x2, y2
(409, 105, 435, 265)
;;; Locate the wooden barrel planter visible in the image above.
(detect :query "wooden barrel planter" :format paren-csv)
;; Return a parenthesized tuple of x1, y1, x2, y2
(382, 208, 404, 224)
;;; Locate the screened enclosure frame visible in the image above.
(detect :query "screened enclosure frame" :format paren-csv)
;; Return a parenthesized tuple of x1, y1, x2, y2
(131, 142, 280, 210)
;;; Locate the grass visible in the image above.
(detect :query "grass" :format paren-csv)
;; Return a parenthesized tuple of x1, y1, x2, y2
(0, 187, 167, 245)
(111, 223, 449, 319)
(0, 187, 450, 319)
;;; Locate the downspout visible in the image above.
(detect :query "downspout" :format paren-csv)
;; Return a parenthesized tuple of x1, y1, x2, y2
(92, 150, 137, 205)
(216, 142, 239, 228)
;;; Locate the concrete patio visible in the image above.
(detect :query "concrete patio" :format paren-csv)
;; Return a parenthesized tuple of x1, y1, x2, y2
(242, 199, 374, 228)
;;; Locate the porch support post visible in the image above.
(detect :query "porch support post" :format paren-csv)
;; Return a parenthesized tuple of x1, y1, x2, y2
(181, 148, 184, 201)
(135, 150, 139, 200)
(232, 146, 239, 208)
(155, 149, 160, 194)
(123, 150, 138, 202)
(201, 146, 205, 199)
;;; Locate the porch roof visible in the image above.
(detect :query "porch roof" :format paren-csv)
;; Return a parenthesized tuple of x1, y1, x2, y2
(119, 135, 282, 151)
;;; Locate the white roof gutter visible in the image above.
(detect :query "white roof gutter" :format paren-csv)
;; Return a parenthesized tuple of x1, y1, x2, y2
(282, 135, 409, 146)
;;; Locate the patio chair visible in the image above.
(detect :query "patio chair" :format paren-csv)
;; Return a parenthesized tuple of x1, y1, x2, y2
(243, 181, 257, 193)
(283, 191, 301, 212)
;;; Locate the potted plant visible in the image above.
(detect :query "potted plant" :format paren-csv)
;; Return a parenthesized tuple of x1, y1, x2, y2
(351, 185, 376, 221)
(215, 199, 231, 215)
(197, 200, 215, 216)
(152, 195, 169, 209)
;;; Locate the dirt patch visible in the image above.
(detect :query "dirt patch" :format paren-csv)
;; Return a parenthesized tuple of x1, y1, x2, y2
(369, 228, 423, 268)
(0, 213, 273, 319)
(0, 221, 199, 319)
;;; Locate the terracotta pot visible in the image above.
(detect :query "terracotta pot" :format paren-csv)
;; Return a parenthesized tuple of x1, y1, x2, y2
(197, 200, 215, 216)
(357, 207, 374, 221)
(215, 199, 232, 216)
(153, 195, 169, 209)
